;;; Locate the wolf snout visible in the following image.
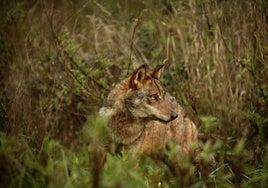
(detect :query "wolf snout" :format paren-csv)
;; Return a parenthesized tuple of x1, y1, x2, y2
(170, 112, 178, 120)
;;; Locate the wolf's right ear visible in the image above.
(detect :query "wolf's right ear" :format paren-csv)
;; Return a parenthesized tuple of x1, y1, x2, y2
(150, 64, 165, 79)
(129, 64, 147, 89)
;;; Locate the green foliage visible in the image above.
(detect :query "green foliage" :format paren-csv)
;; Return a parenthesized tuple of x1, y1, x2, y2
(249, 111, 268, 139)
(200, 116, 219, 130)
(102, 152, 145, 187)
(0, 133, 92, 188)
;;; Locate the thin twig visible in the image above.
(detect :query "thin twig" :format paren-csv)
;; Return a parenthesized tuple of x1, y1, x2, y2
(127, 9, 147, 75)
(61, 149, 70, 181)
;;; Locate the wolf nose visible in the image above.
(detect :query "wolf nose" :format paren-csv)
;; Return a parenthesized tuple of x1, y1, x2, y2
(170, 112, 178, 120)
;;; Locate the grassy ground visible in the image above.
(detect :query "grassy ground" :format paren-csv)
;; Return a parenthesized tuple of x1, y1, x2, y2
(0, 0, 268, 187)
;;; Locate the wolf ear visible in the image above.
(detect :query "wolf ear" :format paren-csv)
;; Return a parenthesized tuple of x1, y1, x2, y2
(129, 64, 147, 88)
(150, 64, 165, 79)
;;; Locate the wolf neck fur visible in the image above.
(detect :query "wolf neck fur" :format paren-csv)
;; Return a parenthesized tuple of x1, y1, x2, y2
(109, 106, 146, 145)
(105, 78, 147, 145)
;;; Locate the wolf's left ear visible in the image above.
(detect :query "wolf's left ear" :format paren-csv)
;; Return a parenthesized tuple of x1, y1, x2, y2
(150, 64, 165, 79)
(129, 64, 147, 88)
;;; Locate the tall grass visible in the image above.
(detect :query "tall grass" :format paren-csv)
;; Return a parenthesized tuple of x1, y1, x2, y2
(0, 0, 267, 187)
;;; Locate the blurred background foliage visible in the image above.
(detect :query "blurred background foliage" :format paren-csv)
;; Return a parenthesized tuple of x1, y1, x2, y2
(0, 0, 268, 187)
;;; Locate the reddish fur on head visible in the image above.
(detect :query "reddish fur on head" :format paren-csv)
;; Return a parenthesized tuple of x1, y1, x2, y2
(129, 64, 165, 89)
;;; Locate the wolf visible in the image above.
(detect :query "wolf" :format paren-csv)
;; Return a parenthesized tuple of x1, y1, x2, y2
(99, 64, 199, 179)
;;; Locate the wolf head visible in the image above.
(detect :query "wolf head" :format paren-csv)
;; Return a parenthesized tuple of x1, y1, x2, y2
(125, 64, 178, 122)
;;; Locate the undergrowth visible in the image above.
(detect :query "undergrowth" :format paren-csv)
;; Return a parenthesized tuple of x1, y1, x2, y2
(0, 0, 268, 187)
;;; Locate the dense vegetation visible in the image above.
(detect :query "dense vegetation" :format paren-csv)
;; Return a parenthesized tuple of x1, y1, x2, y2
(0, 0, 267, 187)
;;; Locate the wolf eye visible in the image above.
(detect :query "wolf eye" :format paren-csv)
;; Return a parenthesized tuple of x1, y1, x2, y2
(149, 94, 158, 100)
